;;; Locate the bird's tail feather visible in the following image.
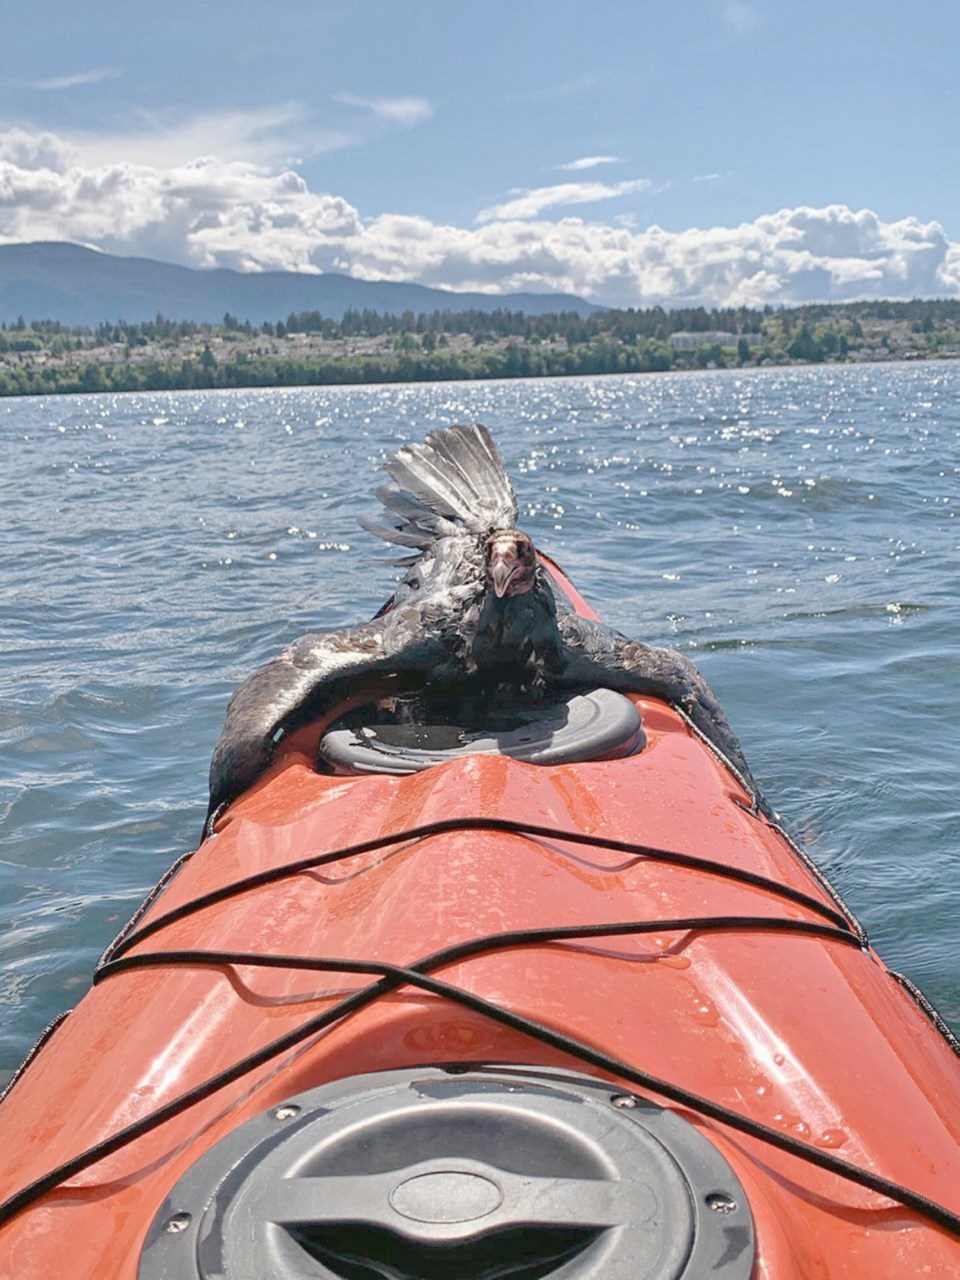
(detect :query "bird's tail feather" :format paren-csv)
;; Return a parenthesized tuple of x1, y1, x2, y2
(360, 424, 518, 550)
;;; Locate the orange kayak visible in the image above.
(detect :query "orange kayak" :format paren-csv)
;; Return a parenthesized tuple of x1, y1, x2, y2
(1, 559, 958, 1279)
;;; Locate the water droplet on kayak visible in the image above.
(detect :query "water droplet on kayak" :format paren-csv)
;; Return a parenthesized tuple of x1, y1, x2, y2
(773, 1052, 786, 1066)
(692, 1001, 719, 1027)
(773, 1111, 811, 1139)
(659, 954, 691, 970)
(818, 1128, 849, 1149)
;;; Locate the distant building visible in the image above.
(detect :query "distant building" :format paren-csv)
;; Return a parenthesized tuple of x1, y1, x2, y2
(668, 331, 760, 350)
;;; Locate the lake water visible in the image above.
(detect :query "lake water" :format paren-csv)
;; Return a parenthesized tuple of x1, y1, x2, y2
(1, 362, 958, 1081)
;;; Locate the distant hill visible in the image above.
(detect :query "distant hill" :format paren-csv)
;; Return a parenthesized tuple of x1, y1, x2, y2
(0, 242, 597, 327)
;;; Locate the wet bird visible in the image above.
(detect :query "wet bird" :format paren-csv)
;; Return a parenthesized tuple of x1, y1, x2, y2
(206, 424, 770, 834)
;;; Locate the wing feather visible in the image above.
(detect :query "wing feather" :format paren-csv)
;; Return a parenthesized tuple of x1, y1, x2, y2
(205, 621, 444, 834)
(362, 424, 518, 554)
(555, 614, 772, 816)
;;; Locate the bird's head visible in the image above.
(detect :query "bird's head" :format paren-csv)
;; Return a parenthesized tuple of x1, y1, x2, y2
(483, 529, 538, 599)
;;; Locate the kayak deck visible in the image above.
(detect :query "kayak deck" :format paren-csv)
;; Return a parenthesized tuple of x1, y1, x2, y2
(1, 695, 958, 1276)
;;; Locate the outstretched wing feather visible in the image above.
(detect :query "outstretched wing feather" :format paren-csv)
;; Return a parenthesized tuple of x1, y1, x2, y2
(556, 614, 772, 815)
(363, 424, 517, 554)
(206, 621, 444, 833)
(356, 516, 432, 548)
(385, 447, 479, 522)
(374, 485, 441, 527)
(425, 425, 517, 528)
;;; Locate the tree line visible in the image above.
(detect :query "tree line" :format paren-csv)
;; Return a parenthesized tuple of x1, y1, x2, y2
(2, 296, 959, 398)
(3, 296, 960, 352)
(0, 340, 679, 398)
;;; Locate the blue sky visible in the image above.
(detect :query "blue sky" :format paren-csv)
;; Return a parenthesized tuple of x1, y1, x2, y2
(1, 0, 958, 307)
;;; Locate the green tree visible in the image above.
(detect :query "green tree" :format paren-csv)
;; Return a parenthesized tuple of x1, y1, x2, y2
(818, 329, 838, 356)
(787, 325, 823, 362)
(79, 363, 105, 392)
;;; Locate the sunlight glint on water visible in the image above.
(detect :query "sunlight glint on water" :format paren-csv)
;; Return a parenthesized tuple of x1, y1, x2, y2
(1, 362, 958, 1079)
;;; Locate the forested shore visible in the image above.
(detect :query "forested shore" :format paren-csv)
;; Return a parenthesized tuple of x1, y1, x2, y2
(2, 297, 958, 397)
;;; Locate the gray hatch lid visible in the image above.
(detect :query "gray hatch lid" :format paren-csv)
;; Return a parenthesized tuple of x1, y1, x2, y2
(139, 1065, 755, 1280)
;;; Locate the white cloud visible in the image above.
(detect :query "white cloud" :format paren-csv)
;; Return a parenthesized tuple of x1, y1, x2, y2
(334, 93, 434, 126)
(0, 126, 957, 306)
(48, 94, 430, 174)
(64, 104, 349, 169)
(940, 243, 960, 294)
(0, 128, 76, 171)
(31, 68, 122, 91)
(556, 155, 621, 172)
(477, 179, 651, 223)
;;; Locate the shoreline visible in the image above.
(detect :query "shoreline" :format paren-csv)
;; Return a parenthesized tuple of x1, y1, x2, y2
(4, 299, 959, 398)
(1, 347, 957, 401)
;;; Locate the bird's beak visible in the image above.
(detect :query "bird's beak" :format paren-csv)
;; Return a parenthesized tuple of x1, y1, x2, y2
(489, 553, 517, 598)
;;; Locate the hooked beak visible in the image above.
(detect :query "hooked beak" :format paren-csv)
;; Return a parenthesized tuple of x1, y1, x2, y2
(489, 553, 518, 598)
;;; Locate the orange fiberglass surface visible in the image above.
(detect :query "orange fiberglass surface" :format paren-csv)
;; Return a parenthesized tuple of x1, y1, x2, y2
(0, 563, 958, 1279)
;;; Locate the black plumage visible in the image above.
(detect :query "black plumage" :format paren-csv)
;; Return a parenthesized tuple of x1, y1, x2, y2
(205, 424, 770, 834)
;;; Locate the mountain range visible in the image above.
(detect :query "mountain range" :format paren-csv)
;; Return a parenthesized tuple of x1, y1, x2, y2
(0, 242, 596, 328)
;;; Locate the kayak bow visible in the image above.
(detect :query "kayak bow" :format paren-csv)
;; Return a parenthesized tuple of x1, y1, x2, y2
(1, 558, 958, 1279)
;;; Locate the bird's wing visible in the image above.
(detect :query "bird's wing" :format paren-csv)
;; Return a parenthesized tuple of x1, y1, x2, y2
(205, 620, 446, 835)
(360, 424, 518, 553)
(555, 614, 772, 816)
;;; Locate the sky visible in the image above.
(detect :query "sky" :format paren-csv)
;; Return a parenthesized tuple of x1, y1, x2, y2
(1, 0, 958, 309)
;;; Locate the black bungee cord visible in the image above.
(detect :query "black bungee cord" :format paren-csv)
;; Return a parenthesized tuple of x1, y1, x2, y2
(102, 814, 860, 967)
(2, 819, 959, 1242)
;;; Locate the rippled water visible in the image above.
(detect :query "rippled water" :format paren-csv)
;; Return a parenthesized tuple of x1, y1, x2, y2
(1, 363, 958, 1079)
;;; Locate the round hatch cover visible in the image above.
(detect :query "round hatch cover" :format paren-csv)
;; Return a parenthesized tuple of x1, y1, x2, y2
(139, 1065, 755, 1280)
(319, 687, 644, 775)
